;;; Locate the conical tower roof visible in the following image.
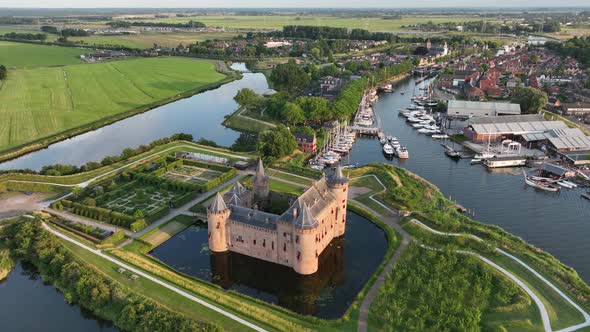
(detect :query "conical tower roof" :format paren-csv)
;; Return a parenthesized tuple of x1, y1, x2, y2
(227, 192, 242, 206)
(228, 181, 245, 196)
(253, 158, 269, 183)
(294, 202, 318, 230)
(327, 165, 348, 185)
(209, 192, 228, 212)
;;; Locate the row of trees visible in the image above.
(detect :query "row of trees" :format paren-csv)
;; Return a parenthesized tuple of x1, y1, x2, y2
(108, 20, 206, 29)
(546, 36, 590, 68)
(2, 32, 47, 40)
(279, 25, 395, 42)
(7, 221, 220, 332)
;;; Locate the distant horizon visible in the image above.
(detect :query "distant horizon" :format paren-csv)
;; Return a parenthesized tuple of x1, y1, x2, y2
(1, 0, 590, 10)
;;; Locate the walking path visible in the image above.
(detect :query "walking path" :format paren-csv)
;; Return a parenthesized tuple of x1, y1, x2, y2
(352, 199, 410, 332)
(41, 222, 266, 332)
(410, 219, 590, 332)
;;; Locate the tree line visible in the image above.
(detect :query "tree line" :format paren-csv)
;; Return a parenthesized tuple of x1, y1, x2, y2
(277, 25, 396, 42)
(2, 32, 47, 40)
(546, 36, 590, 68)
(0, 65, 6, 80)
(6, 220, 221, 332)
(108, 20, 206, 29)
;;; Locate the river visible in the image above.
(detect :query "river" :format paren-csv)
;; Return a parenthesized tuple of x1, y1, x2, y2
(348, 76, 590, 282)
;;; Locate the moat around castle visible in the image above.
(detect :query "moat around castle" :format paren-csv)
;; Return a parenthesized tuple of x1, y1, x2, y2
(150, 212, 387, 318)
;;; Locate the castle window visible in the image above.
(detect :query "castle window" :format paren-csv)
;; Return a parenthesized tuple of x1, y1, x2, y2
(342, 199, 345, 203)
(208, 232, 211, 239)
(343, 188, 346, 192)
(272, 241, 274, 250)
(283, 243, 286, 251)
(263, 239, 266, 247)
(343, 205, 345, 209)
(216, 222, 220, 229)
(253, 239, 256, 245)
(315, 251, 318, 258)
(283, 232, 286, 237)
(297, 251, 301, 260)
(295, 235, 299, 244)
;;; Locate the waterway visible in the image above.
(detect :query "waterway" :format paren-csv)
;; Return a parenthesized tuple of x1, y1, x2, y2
(0, 261, 117, 332)
(150, 213, 388, 319)
(0, 63, 267, 171)
(348, 76, 590, 282)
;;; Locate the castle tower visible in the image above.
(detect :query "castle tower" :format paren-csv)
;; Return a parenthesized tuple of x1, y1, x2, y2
(293, 203, 320, 275)
(252, 159, 270, 200)
(207, 192, 230, 252)
(327, 165, 349, 237)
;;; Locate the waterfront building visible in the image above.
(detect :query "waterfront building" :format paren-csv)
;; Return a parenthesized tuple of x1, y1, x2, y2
(448, 100, 522, 119)
(294, 133, 317, 153)
(207, 161, 349, 275)
(463, 114, 568, 143)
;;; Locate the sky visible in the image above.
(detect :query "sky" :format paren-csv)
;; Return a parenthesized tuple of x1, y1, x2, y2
(1, 0, 589, 8)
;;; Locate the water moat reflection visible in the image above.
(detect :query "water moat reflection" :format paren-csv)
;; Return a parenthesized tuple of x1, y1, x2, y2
(150, 212, 387, 319)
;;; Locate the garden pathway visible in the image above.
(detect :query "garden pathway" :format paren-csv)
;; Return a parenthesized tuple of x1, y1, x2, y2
(352, 200, 410, 332)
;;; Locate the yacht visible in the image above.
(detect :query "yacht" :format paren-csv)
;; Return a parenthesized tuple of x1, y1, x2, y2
(396, 146, 409, 159)
(383, 144, 395, 156)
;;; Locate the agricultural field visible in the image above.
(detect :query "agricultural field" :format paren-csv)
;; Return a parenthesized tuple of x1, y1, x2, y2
(132, 15, 486, 32)
(0, 41, 86, 68)
(68, 32, 238, 49)
(0, 54, 228, 152)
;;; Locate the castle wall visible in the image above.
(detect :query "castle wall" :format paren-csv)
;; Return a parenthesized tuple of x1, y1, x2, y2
(226, 221, 281, 265)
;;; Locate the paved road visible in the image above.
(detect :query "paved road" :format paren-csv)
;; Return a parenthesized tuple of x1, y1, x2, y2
(411, 219, 590, 332)
(353, 200, 410, 332)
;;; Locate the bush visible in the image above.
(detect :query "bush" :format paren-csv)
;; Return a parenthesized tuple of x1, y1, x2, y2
(130, 219, 148, 232)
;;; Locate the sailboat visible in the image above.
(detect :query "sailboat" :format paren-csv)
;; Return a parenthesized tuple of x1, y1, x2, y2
(523, 170, 560, 192)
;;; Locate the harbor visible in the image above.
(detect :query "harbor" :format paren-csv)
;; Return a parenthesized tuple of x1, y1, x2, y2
(345, 75, 590, 283)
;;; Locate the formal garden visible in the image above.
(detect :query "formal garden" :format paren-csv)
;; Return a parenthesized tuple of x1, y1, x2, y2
(50, 155, 237, 232)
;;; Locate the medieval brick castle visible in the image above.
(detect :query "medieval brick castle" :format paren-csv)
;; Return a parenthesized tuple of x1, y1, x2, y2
(207, 160, 349, 275)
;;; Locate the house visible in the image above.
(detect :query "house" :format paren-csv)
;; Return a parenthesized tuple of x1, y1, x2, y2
(294, 133, 317, 153)
(319, 76, 345, 95)
(464, 84, 485, 101)
(506, 77, 522, 89)
(561, 103, 590, 117)
(463, 114, 568, 143)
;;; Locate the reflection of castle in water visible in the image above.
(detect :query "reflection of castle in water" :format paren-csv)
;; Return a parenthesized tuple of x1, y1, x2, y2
(210, 235, 345, 316)
(207, 160, 349, 275)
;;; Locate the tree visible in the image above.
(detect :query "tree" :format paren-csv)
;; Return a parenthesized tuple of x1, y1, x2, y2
(257, 125, 297, 158)
(234, 88, 262, 111)
(297, 96, 330, 123)
(319, 63, 339, 77)
(269, 60, 310, 96)
(511, 87, 548, 114)
(71, 186, 83, 199)
(0, 65, 7, 80)
(282, 102, 305, 125)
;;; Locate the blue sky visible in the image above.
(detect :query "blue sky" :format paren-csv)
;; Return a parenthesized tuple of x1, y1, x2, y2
(2, 0, 589, 8)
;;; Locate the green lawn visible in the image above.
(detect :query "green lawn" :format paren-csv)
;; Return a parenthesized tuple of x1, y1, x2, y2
(0, 41, 85, 68)
(0, 57, 227, 152)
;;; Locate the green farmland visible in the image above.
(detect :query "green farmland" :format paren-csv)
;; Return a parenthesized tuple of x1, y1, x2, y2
(139, 15, 485, 32)
(68, 31, 239, 49)
(0, 55, 229, 152)
(0, 41, 86, 68)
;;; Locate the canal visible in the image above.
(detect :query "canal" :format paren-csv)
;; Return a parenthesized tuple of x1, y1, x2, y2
(0, 63, 267, 171)
(348, 76, 590, 282)
(0, 261, 117, 332)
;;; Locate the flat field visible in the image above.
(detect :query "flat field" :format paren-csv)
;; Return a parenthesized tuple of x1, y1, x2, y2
(68, 32, 239, 49)
(0, 56, 227, 151)
(0, 41, 86, 68)
(137, 15, 485, 32)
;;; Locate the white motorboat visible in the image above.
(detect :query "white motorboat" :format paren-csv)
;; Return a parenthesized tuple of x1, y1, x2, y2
(383, 144, 395, 155)
(396, 146, 409, 159)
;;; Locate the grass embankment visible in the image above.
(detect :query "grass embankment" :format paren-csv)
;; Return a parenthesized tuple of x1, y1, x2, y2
(348, 175, 393, 217)
(351, 164, 590, 329)
(0, 140, 250, 188)
(140, 215, 195, 247)
(222, 107, 276, 133)
(0, 56, 230, 155)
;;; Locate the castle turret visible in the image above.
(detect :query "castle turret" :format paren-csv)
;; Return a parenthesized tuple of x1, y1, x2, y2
(208, 192, 230, 252)
(293, 203, 320, 275)
(252, 159, 270, 200)
(327, 165, 349, 237)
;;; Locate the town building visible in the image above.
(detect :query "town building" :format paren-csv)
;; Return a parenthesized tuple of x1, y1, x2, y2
(207, 161, 349, 275)
(463, 114, 568, 143)
(561, 103, 590, 117)
(294, 133, 317, 153)
(447, 100, 522, 119)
